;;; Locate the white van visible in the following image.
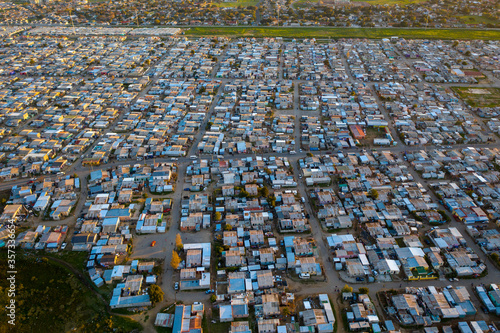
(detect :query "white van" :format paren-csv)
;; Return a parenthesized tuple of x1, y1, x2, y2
(299, 273, 310, 279)
(190, 155, 197, 160)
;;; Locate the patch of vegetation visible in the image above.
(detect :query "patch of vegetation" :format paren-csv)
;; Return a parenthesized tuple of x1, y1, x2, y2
(112, 308, 137, 315)
(458, 15, 498, 25)
(351, 0, 427, 4)
(490, 253, 500, 269)
(185, 27, 500, 40)
(43, 250, 88, 272)
(395, 237, 407, 248)
(359, 287, 370, 294)
(208, 320, 232, 333)
(363, 127, 387, 145)
(452, 87, 500, 108)
(111, 316, 143, 332)
(0, 252, 142, 332)
(213, 0, 259, 7)
(0, 189, 11, 212)
(293, 0, 319, 9)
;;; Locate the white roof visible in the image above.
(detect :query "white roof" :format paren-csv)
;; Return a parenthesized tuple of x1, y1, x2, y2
(386, 259, 399, 271)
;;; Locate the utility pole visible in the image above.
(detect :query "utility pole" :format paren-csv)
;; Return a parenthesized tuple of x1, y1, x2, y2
(69, 7, 76, 35)
(277, 4, 280, 26)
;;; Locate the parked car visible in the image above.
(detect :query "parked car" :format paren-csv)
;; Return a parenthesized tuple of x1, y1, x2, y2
(174, 282, 179, 291)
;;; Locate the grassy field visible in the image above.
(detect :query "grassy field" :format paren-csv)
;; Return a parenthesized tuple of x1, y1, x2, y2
(458, 15, 498, 25)
(184, 27, 500, 40)
(213, 0, 259, 7)
(0, 252, 142, 332)
(293, 0, 319, 9)
(350, 0, 427, 4)
(44, 250, 89, 272)
(452, 87, 500, 108)
(294, 0, 425, 6)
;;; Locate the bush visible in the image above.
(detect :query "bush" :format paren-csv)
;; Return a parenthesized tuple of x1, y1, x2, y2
(359, 287, 369, 294)
(341, 284, 353, 293)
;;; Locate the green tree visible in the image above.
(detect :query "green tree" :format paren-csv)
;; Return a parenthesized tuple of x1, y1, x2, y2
(153, 265, 162, 275)
(210, 294, 217, 302)
(148, 284, 164, 305)
(215, 212, 222, 221)
(224, 224, 233, 231)
(341, 284, 353, 293)
(259, 186, 269, 197)
(369, 189, 379, 200)
(171, 250, 181, 269)
(267, 195, 276, 207)
(359, 287, 369, 294)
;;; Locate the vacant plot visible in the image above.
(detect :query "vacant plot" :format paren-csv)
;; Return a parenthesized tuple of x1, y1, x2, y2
(452, 87, 500, 108)
(458, 15, 498, 25)
(293, 0, 319, 8)
(351, 0, 427, 4)
(213, 0, 259, 7)
(185, 27, 500, 40)
(296, 0, 426, 5)
(362, 127, 387, 145)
